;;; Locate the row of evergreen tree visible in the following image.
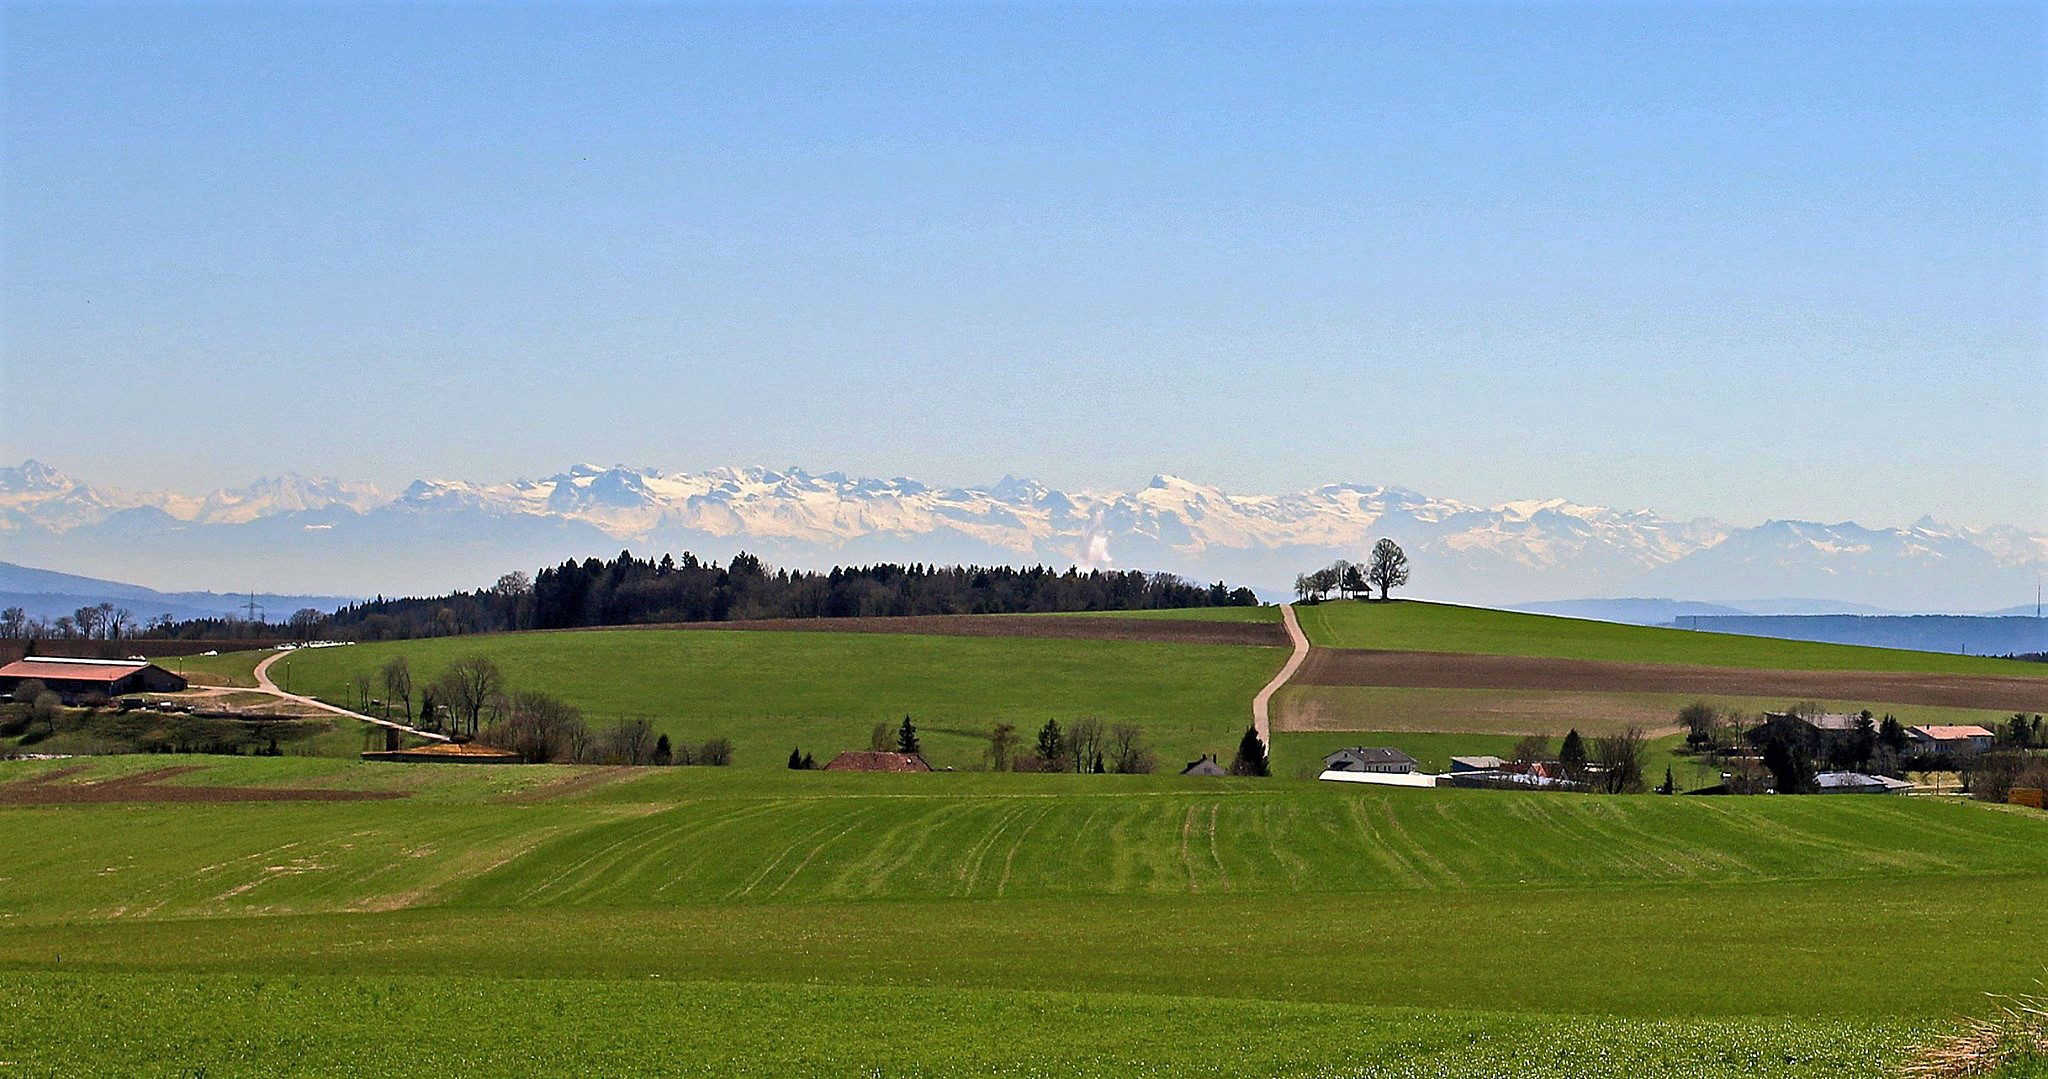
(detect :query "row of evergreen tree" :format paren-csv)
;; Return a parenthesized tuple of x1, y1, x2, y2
(317, 551, 1258, 640)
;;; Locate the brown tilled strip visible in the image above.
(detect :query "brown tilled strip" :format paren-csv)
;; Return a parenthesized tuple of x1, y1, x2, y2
(0, 764, 409, 805)
(1296, 648, 2048, 713)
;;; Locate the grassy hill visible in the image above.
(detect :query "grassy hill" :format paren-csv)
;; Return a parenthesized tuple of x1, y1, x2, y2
(0, 756, 2042, 1075)
(1297, 600, 2048, 674)
(270, 627, 1284, 770)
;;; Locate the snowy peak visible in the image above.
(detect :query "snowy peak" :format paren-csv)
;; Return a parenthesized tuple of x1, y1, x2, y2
(0, 459, 70, 494)
(194, 473, 389, 524)
(1, 459, 2039, 609)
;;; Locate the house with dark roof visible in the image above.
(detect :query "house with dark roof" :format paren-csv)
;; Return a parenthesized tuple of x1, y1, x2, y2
(822, 750, 932, 773)
(0, 657, 186, 703)
(1745, 711, 1873, 758)
(1180, 754, 1227, 777)
(1322, 746, 1418, 774)
(1813, 771, 1914, 795)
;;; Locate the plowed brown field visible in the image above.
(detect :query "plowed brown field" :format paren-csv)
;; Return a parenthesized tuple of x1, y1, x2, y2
(1297, 649, 2048, 713)
(0, 766, 408, 805)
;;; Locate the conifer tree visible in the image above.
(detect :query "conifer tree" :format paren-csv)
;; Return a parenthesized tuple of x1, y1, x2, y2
(788, 747, 804, 770)
(1036, 719, 1066, 772)
(897, 715, 920, 755)
(1230, 727, 1269, 777)
(1559, 728, 1588, 781)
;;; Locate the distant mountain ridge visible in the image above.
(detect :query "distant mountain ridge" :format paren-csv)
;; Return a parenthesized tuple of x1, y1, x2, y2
(0, 459, 2040, 610)
(0, 561, 361, 624)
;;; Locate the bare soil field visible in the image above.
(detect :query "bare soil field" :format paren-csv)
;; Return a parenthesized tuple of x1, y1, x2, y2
(611, 613, 1290, 648)
(1298, 648, 2048, 713)
(1276, 686, 1688, 736)
(0, 765, 408, 805)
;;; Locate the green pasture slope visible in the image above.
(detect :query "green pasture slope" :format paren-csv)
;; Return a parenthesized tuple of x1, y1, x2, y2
(272, 628, 1284, 769)
(1, 758, 2045, 1076)
(1296, 599, 2048, 675)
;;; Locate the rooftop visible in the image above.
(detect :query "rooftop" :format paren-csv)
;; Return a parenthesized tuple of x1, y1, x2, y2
(1910, 725, 1996, 740)
(1326, 746, 1418, 765)
(1, 657, 157, 682)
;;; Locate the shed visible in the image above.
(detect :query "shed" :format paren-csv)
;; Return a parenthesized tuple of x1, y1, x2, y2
(1449, 755, 1507, 773)
(1323, 746, 1418, 774)
(1180, 754, 1227, 777)
(0, 657, 187, 703)
(1813, 771, 1915, 795)
(822, 750, 932, 773)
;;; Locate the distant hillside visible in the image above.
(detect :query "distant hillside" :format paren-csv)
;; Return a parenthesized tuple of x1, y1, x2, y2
(0, 561, 360, 624)
(1513, 598, 1752, 624)
(1670, 614, 2048, 658)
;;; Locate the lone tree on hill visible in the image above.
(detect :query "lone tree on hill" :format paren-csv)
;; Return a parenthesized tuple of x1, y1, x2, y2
(1230, 727, 1270, 777)
(897, 714, 921, 755)
(1366, 538, 1409, 601)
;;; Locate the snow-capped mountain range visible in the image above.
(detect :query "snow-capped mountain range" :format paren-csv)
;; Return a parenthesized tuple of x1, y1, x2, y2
(1, 459, 2040, 611)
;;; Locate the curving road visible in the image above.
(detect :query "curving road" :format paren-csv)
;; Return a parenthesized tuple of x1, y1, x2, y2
(1250, 604, 1309, 744)
(251, 650, 451, 743)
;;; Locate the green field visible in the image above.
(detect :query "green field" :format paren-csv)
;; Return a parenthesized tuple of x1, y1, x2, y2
(269, 628, 1284, 770)
(0, 757, 2042, 1075)
(21, 606, 2042, 1074)
(1297, 600, 2048, 675)
(148, 648, 270, 687)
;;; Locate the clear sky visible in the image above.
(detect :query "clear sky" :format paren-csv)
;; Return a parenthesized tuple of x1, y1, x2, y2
(2, 2, 2042, 529)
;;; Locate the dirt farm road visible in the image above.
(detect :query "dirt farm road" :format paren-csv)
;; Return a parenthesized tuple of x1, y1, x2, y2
(250, 650, 451, 743)
(1251, 604, 1309, 744)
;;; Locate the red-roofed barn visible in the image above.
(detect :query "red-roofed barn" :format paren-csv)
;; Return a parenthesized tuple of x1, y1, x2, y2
(0, 657, 187, 703)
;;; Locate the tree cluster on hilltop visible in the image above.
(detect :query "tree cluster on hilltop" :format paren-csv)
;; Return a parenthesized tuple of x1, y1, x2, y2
(309, 553, 1257, 641)
(1295, 538, 1409, 603)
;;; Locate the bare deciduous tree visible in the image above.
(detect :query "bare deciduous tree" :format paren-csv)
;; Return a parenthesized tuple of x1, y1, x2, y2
(1366, 538, 1409, 601)
(434, 655, 504, 737)
(1593, 725, 1648, 794)
(1509, 733, 1551, 765)
(1108, 723, 1155, 774)
(1067, 717, 1106, 773)
(599, 717, 658, 765)
(479, 690, 588, 763)
(989, 723, 1018, 772)
(380, 656, 413, 722)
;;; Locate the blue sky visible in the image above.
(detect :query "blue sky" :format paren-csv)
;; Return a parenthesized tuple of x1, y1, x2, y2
(3, 2, 2042, 528)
